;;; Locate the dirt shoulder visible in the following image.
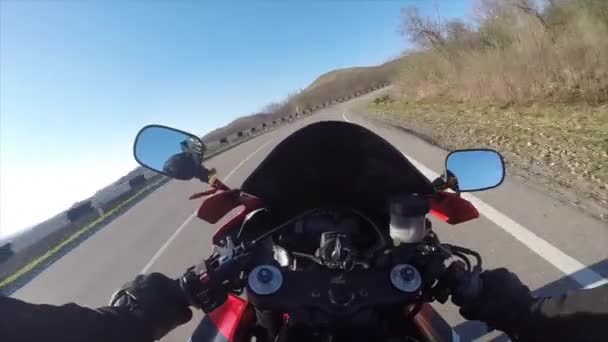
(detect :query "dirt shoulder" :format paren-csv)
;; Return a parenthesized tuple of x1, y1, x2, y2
(351, 96, 608, 222)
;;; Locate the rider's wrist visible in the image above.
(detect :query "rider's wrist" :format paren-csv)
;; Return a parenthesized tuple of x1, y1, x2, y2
(97, 305, 157, 341)
(500, 296, 542, 340)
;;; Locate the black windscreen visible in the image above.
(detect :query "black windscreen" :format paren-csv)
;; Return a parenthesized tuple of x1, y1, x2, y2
(241, 121, 434, 219)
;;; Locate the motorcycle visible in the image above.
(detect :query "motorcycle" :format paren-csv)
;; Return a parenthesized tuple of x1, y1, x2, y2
(125, 121, 506, 342)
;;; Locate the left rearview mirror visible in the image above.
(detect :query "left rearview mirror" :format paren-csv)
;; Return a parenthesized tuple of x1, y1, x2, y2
(445, 149, 505, 192)
(133, 125, 209, 182)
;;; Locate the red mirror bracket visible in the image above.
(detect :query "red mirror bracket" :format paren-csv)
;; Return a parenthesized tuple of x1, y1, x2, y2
(430, 192, 479, 225)
(194, 189, 263, 245)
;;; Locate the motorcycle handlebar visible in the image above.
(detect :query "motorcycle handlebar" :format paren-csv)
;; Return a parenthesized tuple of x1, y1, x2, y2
(179, 244, 251, 312)
(179, 244, 485, 314)
(179, 267, 229, 313)
(440, 261, 483, 306)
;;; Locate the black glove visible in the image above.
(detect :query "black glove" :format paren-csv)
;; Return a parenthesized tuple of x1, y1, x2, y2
(112, 273, 193, 340)
(452, 268, 535, 335)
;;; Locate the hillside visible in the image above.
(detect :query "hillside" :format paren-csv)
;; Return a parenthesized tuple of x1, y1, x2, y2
(202, 59, 400, 142)
(202, 112, 274, 143)
(305, 60, 400, 93)
(305, 67, 363, 91)
(290, 59, 399, 112)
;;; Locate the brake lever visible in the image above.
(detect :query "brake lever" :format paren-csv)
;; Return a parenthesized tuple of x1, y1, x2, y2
(180, 239, 255, 313)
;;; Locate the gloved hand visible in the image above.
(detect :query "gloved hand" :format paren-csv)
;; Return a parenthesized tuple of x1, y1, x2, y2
(112, 273, 193, 340)
(452, 268, 536, 334)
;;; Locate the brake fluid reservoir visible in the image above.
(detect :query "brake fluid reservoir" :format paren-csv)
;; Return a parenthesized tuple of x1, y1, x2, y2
(389, 195, 430, 244)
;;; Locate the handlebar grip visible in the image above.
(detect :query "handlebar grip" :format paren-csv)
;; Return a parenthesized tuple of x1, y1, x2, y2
(442, 261, 483, 306)
(455, 268, 482, 304)
(179, 267, 228, 313)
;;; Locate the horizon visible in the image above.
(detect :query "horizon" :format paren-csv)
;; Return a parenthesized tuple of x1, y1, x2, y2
(0, 1, 471, 238)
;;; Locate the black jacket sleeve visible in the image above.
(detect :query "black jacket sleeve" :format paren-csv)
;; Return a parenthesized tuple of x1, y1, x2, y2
(511, 284, 608, 342)
(0, 296, 154, 342)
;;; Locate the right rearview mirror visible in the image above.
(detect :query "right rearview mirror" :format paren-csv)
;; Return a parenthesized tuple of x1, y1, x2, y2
(445, 149, 505, 192)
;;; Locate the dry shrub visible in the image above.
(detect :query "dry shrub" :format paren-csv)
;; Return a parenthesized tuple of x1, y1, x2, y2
(398, 0, 608, 104)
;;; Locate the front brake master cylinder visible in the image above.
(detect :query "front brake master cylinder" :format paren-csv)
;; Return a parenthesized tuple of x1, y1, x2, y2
(389, 194, 430, 245)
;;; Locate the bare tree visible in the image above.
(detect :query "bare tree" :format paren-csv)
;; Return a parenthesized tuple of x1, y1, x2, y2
(512, 0, 549, 29)
(474, 0, 510, 21)
(261, 101, 284, 114)
(474, 0, 547, 27)
(445, 20, 470, 42)
(400, 6, 445, 49)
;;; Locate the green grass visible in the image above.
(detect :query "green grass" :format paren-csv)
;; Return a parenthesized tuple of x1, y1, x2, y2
(369, 99, 608, 219)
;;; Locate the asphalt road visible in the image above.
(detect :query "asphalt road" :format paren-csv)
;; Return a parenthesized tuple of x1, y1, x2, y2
(12, 95, 608, 341)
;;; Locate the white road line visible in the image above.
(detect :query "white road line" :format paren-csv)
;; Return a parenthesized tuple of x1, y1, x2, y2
(223, 139, 274, 181)
(463, 196, 608, 289)
(342, 112, 352, 123)
(347, 111, 461, 341)
(140, 211, 197, 273)
(140, 139, 274, 273)
(342, 112, 608, 289)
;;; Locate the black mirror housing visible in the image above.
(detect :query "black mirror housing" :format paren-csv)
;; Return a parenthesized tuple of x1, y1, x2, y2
(444, 149, 505, 192)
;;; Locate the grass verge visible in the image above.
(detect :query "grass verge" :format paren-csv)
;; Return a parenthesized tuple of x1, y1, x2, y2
(368, 99, 608, 221)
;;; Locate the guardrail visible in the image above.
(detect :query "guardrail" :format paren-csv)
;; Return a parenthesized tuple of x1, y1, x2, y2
(212, 83, 390, 145)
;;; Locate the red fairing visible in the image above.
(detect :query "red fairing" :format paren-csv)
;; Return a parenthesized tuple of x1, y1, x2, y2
(195, 189, 263, 245)
(430, 192, 479, 225)
(207, 295, 249, 342)
(197, 189, 243, 224)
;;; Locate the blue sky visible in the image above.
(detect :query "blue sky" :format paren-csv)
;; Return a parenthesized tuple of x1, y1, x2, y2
(0, 0, 471, 237)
